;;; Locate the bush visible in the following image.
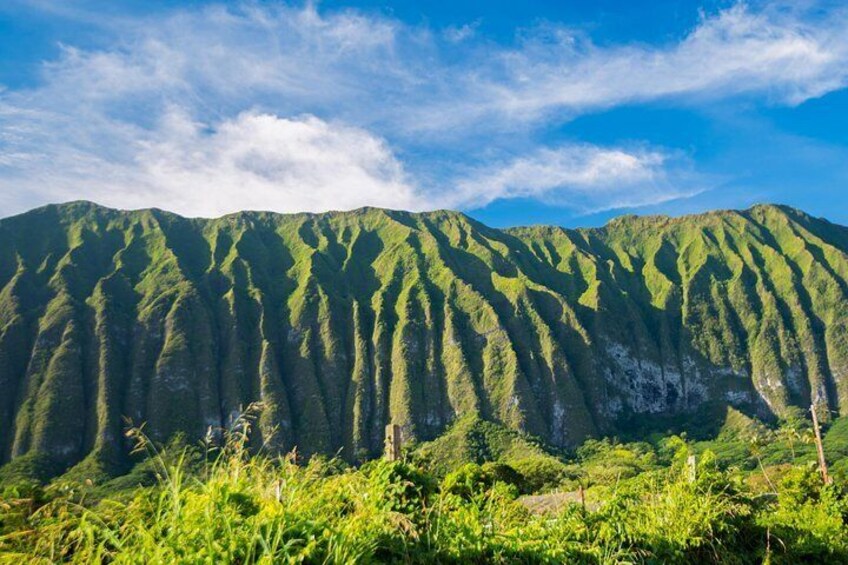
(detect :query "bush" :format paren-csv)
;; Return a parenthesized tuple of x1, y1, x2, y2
(363, 459, 436, 515)
(509, 455, 570, 493)
(759, 464, 848, 562)
(442, 462, 522, 500)
(2, 422, 848, 563)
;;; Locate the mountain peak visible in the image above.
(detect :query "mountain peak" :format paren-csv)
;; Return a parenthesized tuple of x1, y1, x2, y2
(3, 200, 824, 233)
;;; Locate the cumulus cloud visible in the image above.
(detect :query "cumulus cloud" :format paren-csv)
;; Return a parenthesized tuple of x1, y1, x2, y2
(0, 2, 846, 217)
(137, 111, 423, 216)
(0, 109, 424, 217)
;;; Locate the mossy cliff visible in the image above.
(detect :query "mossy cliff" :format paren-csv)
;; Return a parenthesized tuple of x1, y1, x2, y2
(1, 202, 846, 476)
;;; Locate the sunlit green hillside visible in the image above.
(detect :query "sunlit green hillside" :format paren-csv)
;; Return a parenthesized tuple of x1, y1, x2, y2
(2, 202, 848, 482)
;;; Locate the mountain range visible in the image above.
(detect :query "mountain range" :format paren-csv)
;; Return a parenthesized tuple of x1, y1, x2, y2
(1, 201, 846, 478)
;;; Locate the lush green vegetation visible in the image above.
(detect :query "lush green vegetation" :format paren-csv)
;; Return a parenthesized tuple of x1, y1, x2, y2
(4, 201, 848, 480)
(2, 410, 847, 563)
(3, 201, 848, 561)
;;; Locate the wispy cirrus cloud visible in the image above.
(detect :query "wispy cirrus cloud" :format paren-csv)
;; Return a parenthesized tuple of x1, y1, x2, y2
(456, 4, 848, 125)
(0, 2, 846, 218)
(451, 147, 705, 213)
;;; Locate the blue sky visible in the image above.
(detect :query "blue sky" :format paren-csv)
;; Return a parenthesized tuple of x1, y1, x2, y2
(1, 1, 847, 227)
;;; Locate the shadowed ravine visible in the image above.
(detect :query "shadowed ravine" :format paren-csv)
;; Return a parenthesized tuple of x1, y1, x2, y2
(2, 201, 848, 478)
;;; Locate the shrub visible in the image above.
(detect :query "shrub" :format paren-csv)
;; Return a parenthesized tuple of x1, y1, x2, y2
(509, 455, 569, 493)
(2, 422, 848, 563)
(759, 464, 848, 563)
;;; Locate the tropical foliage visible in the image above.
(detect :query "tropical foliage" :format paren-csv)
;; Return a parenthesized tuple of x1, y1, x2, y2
(2, 413, 846, 563)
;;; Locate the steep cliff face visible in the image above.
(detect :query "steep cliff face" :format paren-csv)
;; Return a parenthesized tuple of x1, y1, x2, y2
(1, 202, 847, 475)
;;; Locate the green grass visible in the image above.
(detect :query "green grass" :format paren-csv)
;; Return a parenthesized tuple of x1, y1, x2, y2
(2, 412, 848, 564)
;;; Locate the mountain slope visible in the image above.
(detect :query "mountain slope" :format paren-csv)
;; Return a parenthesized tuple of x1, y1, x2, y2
(1, 201, 847, 476)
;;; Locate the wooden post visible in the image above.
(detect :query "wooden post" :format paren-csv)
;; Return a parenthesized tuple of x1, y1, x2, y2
(578, 483, 586, 512)
(810, 403, 832, 485)
(687, 455, 697, 483)
(385, 423, 402, 462)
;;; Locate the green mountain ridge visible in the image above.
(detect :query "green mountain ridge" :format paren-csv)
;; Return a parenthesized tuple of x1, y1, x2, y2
(1, 201, 847, 478)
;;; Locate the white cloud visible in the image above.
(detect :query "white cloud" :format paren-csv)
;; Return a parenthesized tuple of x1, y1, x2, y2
(449, 146, 705, 212)
(137, 111, 423, 216)
(0, 109, 424, 216)
(0, 2, 846, 218)
(443, 21, 480, 43)
(415, 4, 848, 129)
(0, 98, 697, 216)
